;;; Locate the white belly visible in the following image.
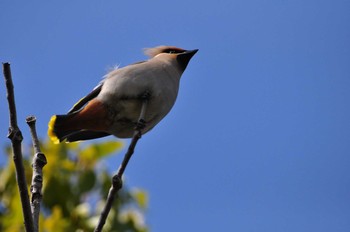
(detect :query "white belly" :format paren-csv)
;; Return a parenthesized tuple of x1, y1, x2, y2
(97, 60, 181, 138)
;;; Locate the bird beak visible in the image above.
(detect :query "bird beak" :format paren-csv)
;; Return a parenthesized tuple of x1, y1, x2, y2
(177, 49, 199, 70)
(184, 49, 199, 57)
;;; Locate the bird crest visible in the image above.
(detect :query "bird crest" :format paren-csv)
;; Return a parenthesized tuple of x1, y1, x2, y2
(144, 45, 185, 58)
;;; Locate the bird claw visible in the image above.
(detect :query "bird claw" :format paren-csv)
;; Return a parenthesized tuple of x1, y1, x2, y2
(134, 91, 150, 131)
(140, 91, 151, 101)
(135, 119, 146, 130)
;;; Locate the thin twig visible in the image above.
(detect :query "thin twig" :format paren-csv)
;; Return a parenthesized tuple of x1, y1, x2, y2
(3, 63, 34, 232)
(26, 116, 47, 232)
(94, 93, 149, 232)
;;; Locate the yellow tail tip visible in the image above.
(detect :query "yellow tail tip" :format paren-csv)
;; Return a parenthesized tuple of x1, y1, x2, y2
(48, 115, 60, 144)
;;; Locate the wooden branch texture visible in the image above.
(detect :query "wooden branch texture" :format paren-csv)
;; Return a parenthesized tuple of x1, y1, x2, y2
(27, 116, 47, 232)
(3, 63, 34, 232)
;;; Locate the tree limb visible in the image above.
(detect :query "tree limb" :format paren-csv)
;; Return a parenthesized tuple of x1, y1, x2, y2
(94, 92, 149, 232)
(2, 62, 34, 232)
(26, 116, 47, 232)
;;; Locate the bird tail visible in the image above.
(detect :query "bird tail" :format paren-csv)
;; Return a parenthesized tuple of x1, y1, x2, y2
(48, 99, 111, 143)
(48, 113, 80, 144)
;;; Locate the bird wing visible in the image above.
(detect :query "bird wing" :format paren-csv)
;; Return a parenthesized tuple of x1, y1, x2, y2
(67, 60, 147, 114)
(63, 130, 110, 142)
(129, 60, 147, 66)
(67, 83, 103, 114)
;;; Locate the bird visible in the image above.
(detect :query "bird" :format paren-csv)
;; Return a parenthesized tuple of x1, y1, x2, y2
(48, 45, 198, 144)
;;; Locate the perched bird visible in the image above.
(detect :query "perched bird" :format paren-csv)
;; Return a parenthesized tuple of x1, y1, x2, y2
(48, 45, 198, 144)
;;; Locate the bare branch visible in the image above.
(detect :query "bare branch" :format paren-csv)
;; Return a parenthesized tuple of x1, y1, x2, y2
(2, 62, 34, 232)
(94, 92, 149, 232)
(26, 116, 47, 232)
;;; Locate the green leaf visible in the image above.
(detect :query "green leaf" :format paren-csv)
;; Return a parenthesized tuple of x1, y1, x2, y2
(43, 206, 70, 232)
(132, 188, 148, 209)
(77, 170, 96, 194)
(79, 141, 124, 167)
(0, 138, 149, 231)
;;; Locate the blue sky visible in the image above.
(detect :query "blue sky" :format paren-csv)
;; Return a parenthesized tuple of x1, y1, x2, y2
(1, 1, 350, 231)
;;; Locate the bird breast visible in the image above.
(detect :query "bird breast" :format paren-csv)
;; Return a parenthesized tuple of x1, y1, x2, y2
(97, 60, 181, 137)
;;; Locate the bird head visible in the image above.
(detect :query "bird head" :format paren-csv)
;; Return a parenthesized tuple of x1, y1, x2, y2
(144, 45, 198, 71)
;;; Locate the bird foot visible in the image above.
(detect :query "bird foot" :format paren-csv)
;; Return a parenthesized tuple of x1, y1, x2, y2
(140, 91, 151, 101)
(135, 119, 146, 131)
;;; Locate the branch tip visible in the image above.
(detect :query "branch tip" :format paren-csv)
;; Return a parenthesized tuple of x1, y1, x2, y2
(26, 115, 37, 125)
(3, 62, 35, 231)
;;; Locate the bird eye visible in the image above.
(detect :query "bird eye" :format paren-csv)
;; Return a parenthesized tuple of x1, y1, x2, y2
(163, 48, 185, 54)
(165, 49, 178, 54)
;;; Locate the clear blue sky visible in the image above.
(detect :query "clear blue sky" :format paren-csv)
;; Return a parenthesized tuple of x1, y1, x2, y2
(1, 1, 350, 231)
